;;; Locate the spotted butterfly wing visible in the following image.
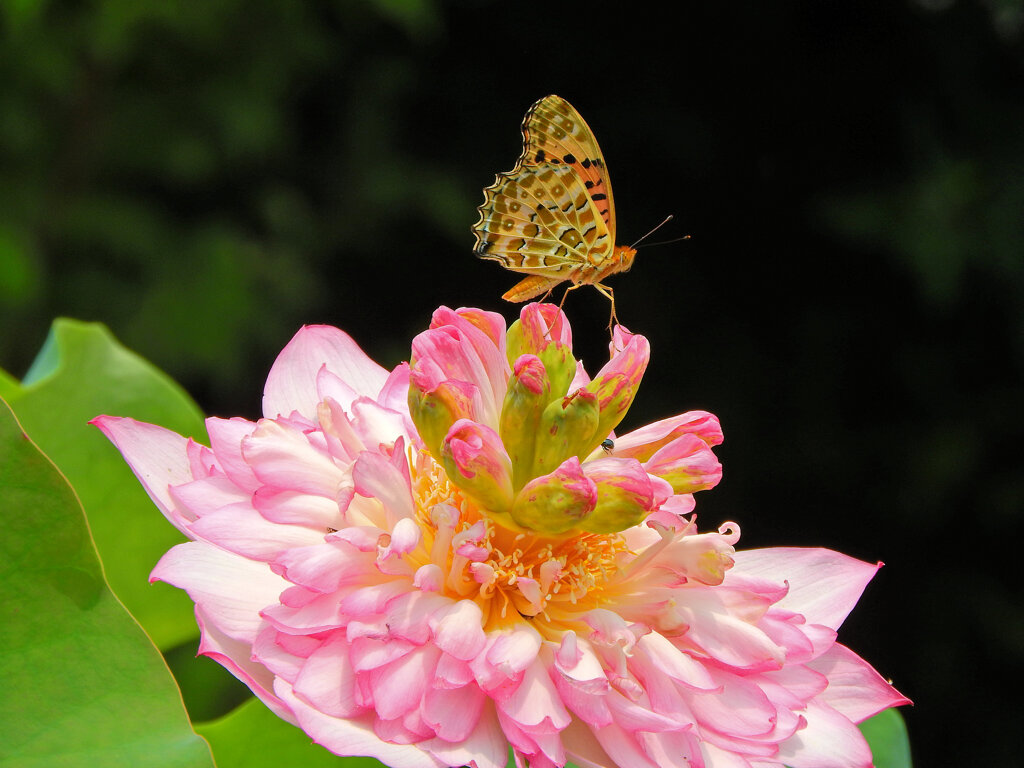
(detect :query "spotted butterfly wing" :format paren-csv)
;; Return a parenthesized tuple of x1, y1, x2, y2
(473, 95, 636, 306)
(518, 94, 616, 228)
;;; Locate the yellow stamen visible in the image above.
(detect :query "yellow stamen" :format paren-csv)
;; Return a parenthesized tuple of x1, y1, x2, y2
(409, 448, 630, 635)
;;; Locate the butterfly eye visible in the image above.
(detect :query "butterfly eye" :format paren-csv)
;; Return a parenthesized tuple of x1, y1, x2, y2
(601, 438, 615, 453)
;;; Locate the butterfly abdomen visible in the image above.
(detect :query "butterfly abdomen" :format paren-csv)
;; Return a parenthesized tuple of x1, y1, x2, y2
(502, 275, 561, 302)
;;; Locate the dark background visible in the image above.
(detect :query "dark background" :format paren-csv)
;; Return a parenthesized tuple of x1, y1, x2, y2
(2, 1, 1022, 765)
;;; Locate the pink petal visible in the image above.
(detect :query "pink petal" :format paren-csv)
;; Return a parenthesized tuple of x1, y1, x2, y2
(188, 501, 324, 560)
(635, 731, 703, 768)
(689, 673, 777, 738)
(554, 634, 608, 691)
(242, 419, 348, 497)
(150, 542, 286, 643)
(422, 703, 509, 768)
(384, 591, 453, 644)
(433, 306, 508, 358)
(605, 689, 682, 732)
(263, 325, 389, 420)
(775, 700, 873, 768)
(271, 540, 371, 593)
(422, 682, 487, 742)
(730, 548, 881, 630)
(369, 645, 441, 720)
(349, 636, 416, 673)
(169, 474, 249, 520)
(583, 331, 650, 440)
(253, 486, 343, 529)
(377, 363, 415, 430)
(261, 587, 347, 633)
(340, 579, 413, 616)
(195, 607, 295, 724)
(313, 365, 362, 415)
(252, 625, 316, 682)
(275, 681, 444, 767)
(431, 599, 486, 661)
(665, 588, 784, 669)
(591, 722, 662, 768)
(90, 415, 199, 533)
(808, 643, 912, 721)
(700, 741, 756, 768)
(487, 626, 544, 673)
(352, 450, 415, 524)
(496, 661, 571, 729)
(350, 396, 411, 447)
(636, 632, 717, 691)
(560, 720, 619, 768)
(314, 396, 366, 463)
(205, 416, 260, 492)
(292, 634, 362, 718)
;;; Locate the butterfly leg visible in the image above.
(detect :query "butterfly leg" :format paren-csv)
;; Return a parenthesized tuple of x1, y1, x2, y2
(591, 283, 620, 332)
(536, 284, 579, 340)
(556, 283, 582, 315)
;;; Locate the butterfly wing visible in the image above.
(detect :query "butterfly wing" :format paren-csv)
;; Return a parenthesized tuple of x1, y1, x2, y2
(519, 95, 617, 239)
(474, 163, 614, 278)
(473, 95, 618, 285)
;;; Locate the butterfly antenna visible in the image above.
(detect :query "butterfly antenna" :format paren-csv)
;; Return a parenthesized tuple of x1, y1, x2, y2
(643, 234, 692, 248)
(629, 215, 676, 249)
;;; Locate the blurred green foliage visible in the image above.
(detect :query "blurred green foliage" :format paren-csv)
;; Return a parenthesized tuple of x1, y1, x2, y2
(0, 0, 1021, 766)
(0, 0, 466, 410)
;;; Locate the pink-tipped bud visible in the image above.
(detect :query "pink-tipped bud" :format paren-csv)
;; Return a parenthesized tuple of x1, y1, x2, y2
(499, 354, 550, 491)
(440, 419, 515, 515)
(506, 303, 573, 365)
(510, 457, 597, 535)
(579, 457, 673, 533)
(408, 372, 479, 459)
(613, 411, 724, 462)
(531, 389, 600, 479)
(643, 433, 723, 494)
(583, 332, 650, 449)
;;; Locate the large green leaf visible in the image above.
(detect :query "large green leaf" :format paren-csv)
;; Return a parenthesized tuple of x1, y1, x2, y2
(0, 318, 206, 650)
(0, 399, 214, 768)
(861, 708, 913, 768)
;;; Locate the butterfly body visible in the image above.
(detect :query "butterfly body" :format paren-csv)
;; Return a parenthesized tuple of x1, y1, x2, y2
(473, 95, 634, 319)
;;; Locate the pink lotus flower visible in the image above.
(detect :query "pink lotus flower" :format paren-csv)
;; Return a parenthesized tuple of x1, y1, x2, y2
(94, 304, 908, 768)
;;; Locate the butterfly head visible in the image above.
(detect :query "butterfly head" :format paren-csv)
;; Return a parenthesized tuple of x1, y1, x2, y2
(614, 245, 637, 274)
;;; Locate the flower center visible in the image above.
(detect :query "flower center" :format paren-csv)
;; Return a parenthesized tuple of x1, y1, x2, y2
(410, 448, 629, 634)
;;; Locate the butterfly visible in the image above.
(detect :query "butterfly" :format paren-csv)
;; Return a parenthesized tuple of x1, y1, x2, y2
(472, 95, 636, 326)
